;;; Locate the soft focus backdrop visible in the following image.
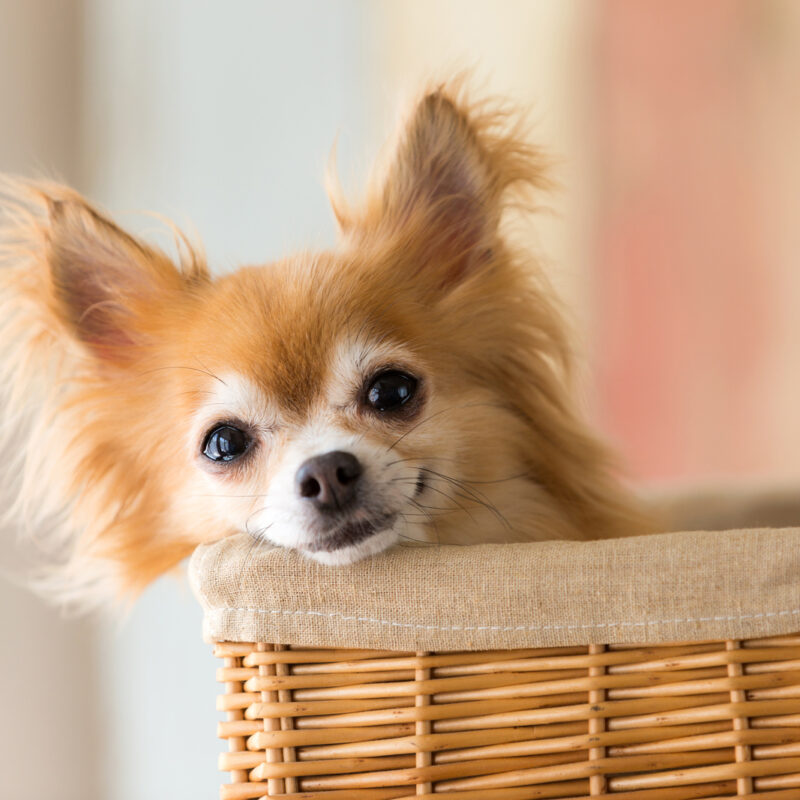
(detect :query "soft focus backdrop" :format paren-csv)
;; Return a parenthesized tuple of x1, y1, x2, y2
(2, 1, 799, 798)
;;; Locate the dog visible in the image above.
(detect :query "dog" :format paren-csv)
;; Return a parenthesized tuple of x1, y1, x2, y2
(0, 81, 648, 607)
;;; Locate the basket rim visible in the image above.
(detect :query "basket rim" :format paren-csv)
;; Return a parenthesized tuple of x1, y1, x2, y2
(190, 527, 800, 651)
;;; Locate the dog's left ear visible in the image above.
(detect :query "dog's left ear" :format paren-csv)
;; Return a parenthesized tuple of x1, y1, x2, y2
(336, 88, 547, 289)
(385, 91, 498, 288)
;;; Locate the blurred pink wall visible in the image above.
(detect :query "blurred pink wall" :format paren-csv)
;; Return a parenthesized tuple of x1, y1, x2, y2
(591, 0, 800, 484)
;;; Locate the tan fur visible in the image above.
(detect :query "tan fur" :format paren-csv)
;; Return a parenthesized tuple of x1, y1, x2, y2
(0, 82, 649, 608)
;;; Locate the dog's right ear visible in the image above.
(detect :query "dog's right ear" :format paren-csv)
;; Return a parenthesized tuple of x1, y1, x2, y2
(3, 181, 208, 365)
(44, 189, 208, 363)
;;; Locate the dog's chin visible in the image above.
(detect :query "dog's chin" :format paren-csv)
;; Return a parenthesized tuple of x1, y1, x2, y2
(304, 527, 399, 566)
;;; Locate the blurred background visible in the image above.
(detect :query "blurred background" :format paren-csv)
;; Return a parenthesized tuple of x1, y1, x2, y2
(1, 1, 799, 798)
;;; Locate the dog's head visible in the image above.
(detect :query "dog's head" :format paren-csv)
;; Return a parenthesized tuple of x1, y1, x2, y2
(1, 84, 641, 604)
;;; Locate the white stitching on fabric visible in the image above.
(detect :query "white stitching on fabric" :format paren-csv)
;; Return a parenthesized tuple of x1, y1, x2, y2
(205, 606, 800, 632)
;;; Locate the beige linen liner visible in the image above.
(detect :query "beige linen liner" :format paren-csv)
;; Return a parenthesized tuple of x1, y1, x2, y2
(189, 527, 800, 651)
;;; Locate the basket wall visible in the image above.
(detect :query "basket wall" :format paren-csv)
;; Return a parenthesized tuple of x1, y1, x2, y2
(214, 634, 800, 799)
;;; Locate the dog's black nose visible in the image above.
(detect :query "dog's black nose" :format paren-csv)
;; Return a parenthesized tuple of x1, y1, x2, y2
(296, 450, 362, 512)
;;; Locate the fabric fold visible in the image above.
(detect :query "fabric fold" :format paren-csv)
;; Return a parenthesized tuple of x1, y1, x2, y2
(189, 528, 800, 650)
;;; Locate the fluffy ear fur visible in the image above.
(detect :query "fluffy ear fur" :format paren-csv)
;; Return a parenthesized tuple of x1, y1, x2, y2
(0, 179, 208, 608)
(330, 81, 551, 289)
(43, 186, 206, 362)
(381, 91, 496, 285)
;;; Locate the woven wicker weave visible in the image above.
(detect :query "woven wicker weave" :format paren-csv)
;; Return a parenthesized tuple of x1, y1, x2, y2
(214, 635, 800, 799)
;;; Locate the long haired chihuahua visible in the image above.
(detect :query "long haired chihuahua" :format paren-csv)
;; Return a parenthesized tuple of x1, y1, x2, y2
(0, 82, 646, 606)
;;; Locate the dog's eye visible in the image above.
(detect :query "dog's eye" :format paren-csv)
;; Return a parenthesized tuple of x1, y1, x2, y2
(202, 425, 250, 462)
(365, 370, 418, 412)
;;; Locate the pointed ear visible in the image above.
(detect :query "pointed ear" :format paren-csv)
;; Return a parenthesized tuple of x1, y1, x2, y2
(351, 87, 548, 289)
(40, 189, 206, 362)
(384, 91, 495, 286)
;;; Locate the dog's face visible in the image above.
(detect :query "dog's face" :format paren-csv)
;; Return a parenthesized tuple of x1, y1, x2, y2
(2, 85, 642, 601)
(170, 247, 535, 565)
(184, 294, 436, 565)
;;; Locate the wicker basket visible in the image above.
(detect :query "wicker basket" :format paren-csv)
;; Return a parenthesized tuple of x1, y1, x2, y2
(191, 528, 800, 799)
